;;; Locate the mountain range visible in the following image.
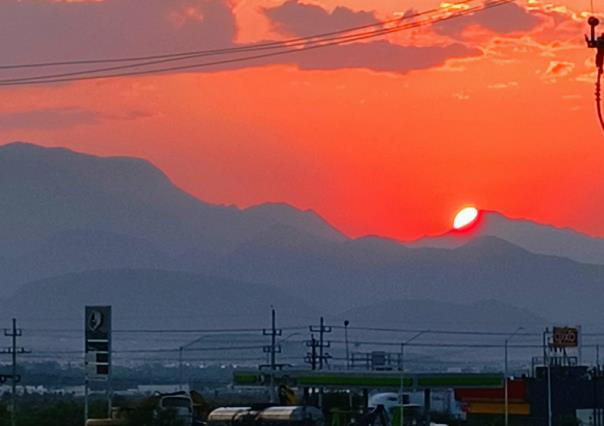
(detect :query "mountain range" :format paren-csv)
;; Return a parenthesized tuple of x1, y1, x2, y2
(1, 142, 602, 332)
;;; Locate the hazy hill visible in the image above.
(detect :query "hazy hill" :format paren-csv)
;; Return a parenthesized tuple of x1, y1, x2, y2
(337, 298, 546, 329)
(0, 269, 320, 330)
(2, 142, 604, 327)
(0, 142, 345, 294)
(211, 234, 604, 323)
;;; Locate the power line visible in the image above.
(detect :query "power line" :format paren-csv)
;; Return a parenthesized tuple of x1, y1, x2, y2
(0, 0, 514, 87)
(0, 4, 463, 83)
(24, 325, 604, 338)
(336, 325, 543, 337)
(0, 0, 477, 72)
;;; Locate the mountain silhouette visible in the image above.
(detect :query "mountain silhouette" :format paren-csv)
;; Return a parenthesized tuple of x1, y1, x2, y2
(2, 142, 604, 328)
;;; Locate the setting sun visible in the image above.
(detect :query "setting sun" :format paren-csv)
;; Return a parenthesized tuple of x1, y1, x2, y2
(453, 207, 479, 230)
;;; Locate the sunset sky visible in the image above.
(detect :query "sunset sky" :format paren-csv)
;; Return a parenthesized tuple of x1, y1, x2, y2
(0, 0, 603, 241)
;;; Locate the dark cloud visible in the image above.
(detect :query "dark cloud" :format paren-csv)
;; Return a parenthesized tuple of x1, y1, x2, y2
(264, 0, 378, 37)
(434, 2, 542, 37)
(258, 1, 480, 74)
(0, 0, 236, 65)
(278, 41, 481, 74)
(0, 0, 482, 80)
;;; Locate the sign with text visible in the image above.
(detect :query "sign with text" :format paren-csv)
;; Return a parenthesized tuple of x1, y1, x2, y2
(552, 326, 579, 348)
(85, 306, 112, 381)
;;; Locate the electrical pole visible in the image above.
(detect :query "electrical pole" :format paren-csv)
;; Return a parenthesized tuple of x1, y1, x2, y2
(263, 308, 282, 370)
(309, 317, 332, 411)
(309, 317, 332, 370)
(344, 321, 350, 370)
(305, 335, 319, 370)
(262, 308, 282, 402)
(3, 318, 30, 426)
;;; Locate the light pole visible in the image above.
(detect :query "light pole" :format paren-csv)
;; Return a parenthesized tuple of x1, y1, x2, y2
(179, 346, 184, 391)
(281, 331, 303, 365)
(504, 326, 524, 426)
(400, 330, 429, 426)
(177, 333, 215, 391)
(344, 321, 350, 370)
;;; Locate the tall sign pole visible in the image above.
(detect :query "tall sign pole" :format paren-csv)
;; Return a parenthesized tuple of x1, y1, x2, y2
(85, 306, 112, 423)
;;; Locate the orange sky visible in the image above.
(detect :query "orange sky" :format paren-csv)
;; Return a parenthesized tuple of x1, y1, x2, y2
(1, 0, 604, 241)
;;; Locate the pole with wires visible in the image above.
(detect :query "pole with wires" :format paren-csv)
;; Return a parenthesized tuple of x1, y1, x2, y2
(586, 16, 604, 133)
(3, 319, 30, 426)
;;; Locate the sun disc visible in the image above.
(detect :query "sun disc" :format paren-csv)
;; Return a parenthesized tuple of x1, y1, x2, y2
(453, 207, 479, 230)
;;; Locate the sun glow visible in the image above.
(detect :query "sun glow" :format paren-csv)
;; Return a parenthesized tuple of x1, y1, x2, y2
(453, 207, 479, 230)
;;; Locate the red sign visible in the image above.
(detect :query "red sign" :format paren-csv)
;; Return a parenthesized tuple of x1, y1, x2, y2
(552, 327, 579, 348)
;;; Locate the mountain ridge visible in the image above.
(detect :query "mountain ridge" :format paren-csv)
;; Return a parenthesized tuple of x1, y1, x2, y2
(2, 142, 604, 326)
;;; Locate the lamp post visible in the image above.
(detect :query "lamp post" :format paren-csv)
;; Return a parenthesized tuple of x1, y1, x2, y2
(344, 321, 350, 370)
(179, 346, 184, 391)
(400, 330, 429, 426)
(504, 327, 524, 426)
(281, 332, 303, 366)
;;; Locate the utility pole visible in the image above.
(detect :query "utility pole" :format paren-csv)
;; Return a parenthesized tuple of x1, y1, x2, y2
(344, 321, 350, 370)
(305, 335, 319, 370)
(263, 308, 282, 370)
(262, 308, 282, 402)
(309, 317, 332, 411)
(309, 317, 332, 369)
(3, 318, 30, 426)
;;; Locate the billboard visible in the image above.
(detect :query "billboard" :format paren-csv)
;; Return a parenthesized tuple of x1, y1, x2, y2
(552, 326, 579, 348)
(85, 306, 112, 381)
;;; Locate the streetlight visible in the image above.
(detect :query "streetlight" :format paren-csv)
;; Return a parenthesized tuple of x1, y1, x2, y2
(400, 330, 430, 426)
(179, 346, 184, 391)
(280, 332, 304, 365)
(344, 321, 350, 370)
(504, 326, 524, 426)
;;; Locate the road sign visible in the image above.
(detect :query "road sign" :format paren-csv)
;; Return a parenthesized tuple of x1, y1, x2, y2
(552, 327, 579, 348)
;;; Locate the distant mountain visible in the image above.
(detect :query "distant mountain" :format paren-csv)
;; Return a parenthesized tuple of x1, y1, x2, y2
(337, 298, 546, 329)
(410, 210, 604, 265)
(2, 142, 604, 327)
(0, 269, 320, 330)
(209, 233, 604, 323)
(0, 142, 345, 295)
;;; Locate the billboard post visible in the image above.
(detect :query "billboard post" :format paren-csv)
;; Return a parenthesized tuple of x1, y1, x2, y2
(84, 306, 112, 422)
